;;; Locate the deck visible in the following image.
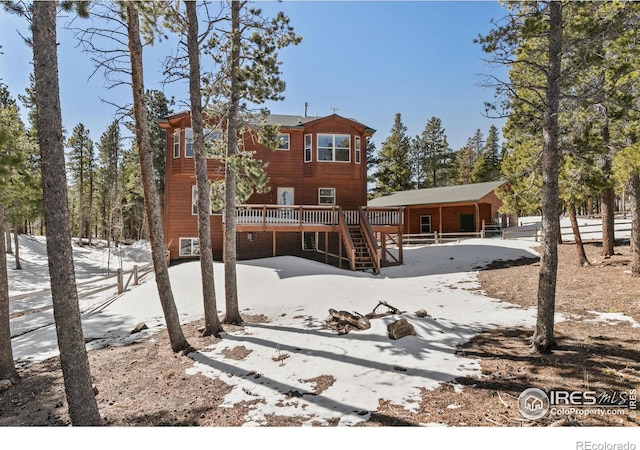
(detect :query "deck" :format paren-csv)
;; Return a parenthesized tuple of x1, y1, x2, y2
(228, 205, 404, 273)
(232, 205, 403, 233)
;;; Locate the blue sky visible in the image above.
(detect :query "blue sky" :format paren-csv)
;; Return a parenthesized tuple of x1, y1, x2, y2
(0, 0, 508, 151)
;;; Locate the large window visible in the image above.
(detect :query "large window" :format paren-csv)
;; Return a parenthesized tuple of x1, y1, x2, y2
(317, 134, 350, 162)
(420, 215, 432, 233)
(184, 128, 194, 158)
(173, 130, 180, 158)
(304, 134, 312, 162)
(319, 188, 336, 205)
(179, 238, 200, 256)
(277, 133, 290, 151)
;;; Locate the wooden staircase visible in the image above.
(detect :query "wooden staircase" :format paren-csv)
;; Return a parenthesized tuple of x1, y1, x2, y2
(348, 226, 377, 273)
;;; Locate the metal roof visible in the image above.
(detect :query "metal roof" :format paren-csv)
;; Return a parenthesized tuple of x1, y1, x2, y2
(368, 181, 507, 207)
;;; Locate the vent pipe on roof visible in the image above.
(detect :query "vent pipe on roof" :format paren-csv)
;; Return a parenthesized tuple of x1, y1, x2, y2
(304, 102, 308, 117)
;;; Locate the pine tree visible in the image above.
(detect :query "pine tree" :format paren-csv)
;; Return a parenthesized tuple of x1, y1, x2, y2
(96, 120, 122, 247)
(30, 0, 102, 425)
(66, 123, 95, 246)
(479, 1, 564, 353)
(372, 113, 413, 196)
(193, 0, 301, 325)
(471, 125, 502, 183)
(410, 116, 452, 188)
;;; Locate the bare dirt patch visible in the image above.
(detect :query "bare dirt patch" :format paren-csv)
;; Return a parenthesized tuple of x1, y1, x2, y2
(1, 244, 639, 426)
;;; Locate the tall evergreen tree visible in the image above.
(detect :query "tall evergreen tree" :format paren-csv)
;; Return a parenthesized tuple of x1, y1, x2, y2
(471, 125, 502, 183)
(66, 123, 95, 246)
(410, 116, 452, 188)
(190, 0, 301, 325)
(184, 0, 223, 336)
(125, 2, 192, 353)
(372, 113, 413, 197)
(0, 86, 19, 384)
(96, 120, 122, 246)
(479, 1, 564, 353)
(31, 0, 102, 425)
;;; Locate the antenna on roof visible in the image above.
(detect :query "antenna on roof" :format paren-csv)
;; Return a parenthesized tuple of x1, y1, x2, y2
(331, 107, 339, 115)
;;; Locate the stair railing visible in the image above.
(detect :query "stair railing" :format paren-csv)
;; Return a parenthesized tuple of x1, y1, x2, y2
(338, 207, 357, 271)
(358, 206, 380, 274)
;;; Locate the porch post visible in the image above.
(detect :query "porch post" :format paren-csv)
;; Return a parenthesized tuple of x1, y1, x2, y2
(272, 231, 276, 257)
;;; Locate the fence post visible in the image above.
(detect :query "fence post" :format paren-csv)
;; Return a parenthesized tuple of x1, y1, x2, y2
(117, 268, 123, 294)
(133, 265, 139, 286)
(534, 227, 539, 242)
(434, 231, 439, 244)
(481, 220, 486, 239)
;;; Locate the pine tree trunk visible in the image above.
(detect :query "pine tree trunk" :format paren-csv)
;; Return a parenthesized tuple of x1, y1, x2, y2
(223, 1, 243, 325)
(126, 4, 191, 353)
(600, 186, 615, 257)
(5, 229, 12, 255)
(533, 1, 562, 354)
(0, 205, 19, 384)
(186, 0, 223, 337)
(629, 173, 640, 277)
(32, 1, 101, 425)
(568, 202, 590, 267)
(12, 224, 20, 270)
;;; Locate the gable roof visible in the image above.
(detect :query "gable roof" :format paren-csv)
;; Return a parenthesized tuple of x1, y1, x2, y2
(159, 111, 375, 133)
(368, 181, 507, 207)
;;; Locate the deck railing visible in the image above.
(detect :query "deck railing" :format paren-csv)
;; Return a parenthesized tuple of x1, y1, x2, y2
(235, 205, 339, 227)
(232, 205, 402, 228)
(363, 207, 403, 227)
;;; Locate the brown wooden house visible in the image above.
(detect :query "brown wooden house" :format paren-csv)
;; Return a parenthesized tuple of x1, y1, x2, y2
(367, 181, 508, 235)
(158, 111, 403, 273)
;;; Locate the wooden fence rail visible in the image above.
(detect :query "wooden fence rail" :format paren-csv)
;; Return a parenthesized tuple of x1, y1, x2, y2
(9, 262, 153, 321)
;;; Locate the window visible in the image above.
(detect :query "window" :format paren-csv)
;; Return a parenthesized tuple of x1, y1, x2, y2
(319, 188, 336, 205)
(304, 134, 312, 162)
(179, 238, 200, 256)
(355, 136, 361, 164)
(184, 128, 194, 158)
(420, 215, 432, 233)
(192, 185, 222, 215)
(173, 130, 181, 158)
(277, 134, 290, 150)
(317, 134, 350, 162)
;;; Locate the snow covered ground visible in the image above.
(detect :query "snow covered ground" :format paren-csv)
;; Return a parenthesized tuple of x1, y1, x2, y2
(6, 218, 637, 444)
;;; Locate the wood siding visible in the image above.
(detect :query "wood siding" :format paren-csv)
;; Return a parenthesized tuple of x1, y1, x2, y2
(160, 113, 373, 261)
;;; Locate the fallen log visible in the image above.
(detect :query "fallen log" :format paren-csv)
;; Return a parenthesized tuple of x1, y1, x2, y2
(326, 309, 371, 335)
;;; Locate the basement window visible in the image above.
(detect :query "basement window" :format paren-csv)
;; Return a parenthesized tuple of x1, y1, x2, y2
(179, 238, 200, 256)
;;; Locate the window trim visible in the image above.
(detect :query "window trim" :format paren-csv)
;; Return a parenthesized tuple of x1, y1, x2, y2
(317, 133, 351, 163)
(304, 134, 312, 163)
(172, 129, 180, 159)
(276, 133, 290, 151)
(355, 136, 361, 164)
(184, 127, 194, 158)
(179, 237, 200, 256)
(318, 187, 336, 205)
(420, 215, 432, 234)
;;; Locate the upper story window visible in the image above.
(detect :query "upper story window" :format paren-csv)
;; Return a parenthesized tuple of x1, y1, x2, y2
(317, 134, 350, 162)
(355, 136, 361, 164)
(304, 134, 312, 162)
(185, 128, 194, 158)
(277, 134, 290, 151)
(173, 130, 180, 158)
